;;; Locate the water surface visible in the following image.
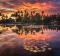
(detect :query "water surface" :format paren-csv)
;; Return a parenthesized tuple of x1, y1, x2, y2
(0, 25, 60, 56)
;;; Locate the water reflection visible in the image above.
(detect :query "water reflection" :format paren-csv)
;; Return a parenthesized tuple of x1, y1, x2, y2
(0, 25, 60, 35)
(24, 40, 52, 53)
(0, 25, 60, 54)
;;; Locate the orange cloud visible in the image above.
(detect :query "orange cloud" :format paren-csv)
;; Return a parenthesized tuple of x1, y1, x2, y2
(14, 2, 55, 15)
(0, 1, 57, 15)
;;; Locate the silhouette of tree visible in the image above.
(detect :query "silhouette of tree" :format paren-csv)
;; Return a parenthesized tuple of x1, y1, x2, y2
(16, 15, 22, 23)
(30, 11, 35, 24)
(23, 11, 30, 23)
(35, 13, 41, 24)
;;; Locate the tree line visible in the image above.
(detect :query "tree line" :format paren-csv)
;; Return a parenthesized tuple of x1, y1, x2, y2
(0, 11, 60, 25)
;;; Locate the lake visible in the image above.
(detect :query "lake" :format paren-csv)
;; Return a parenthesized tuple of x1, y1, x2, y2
(0, 24, 60, 56)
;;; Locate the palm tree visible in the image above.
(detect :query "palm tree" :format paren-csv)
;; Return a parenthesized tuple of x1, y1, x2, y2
(41, 11, 44, 25)
(41, 11, 44, 20)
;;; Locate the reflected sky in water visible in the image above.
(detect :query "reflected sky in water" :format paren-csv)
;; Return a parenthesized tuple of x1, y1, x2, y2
(0, 25, 60, 56)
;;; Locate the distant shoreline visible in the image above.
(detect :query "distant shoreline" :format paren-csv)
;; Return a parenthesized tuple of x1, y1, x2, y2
(0, 23, 60, 26)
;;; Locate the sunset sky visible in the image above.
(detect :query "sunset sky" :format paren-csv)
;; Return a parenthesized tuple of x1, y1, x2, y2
(0, 0, 60, 15)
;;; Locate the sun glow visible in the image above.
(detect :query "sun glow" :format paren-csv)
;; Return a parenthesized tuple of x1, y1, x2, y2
(0, 1, 56, 16)
(14, 2, 55, 15)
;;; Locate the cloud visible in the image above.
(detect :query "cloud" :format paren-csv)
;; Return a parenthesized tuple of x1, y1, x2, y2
(0, 8, 15, 12)
(0, 0, 60, 15)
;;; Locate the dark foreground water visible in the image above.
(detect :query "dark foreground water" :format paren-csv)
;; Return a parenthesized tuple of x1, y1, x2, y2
(0, 24, 60, 56)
